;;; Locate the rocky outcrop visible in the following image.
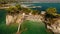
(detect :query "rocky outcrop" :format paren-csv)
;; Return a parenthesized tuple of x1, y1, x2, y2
(6, 13, 44, 25)
(44, 17, 60, 34)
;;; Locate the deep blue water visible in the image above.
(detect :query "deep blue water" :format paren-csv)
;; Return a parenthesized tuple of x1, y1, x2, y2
(23, 3, 60, 14)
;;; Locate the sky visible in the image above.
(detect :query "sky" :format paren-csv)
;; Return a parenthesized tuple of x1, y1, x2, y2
(20, 0, 60, 3)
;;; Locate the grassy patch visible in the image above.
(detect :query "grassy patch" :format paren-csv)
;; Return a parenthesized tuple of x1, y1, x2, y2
(0, 20, 52, 34)
(0, 23, 18, 34)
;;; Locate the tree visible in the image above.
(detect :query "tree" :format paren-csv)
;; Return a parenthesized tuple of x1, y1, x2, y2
(15, 4, 22, 10)
(46, 7, 57, 14)
(31, 10, 39, 15)
(46, 7, 57, 18)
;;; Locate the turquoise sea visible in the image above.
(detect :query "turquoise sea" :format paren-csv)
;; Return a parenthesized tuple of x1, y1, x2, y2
(23, 3, 60, 13)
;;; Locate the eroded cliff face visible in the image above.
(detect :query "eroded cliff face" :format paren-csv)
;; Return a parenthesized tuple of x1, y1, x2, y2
(6, 13, 23, 25)
(52, 19, 60, 34)
(6, 14, 14, 25)
(44, 17, 60, 34)
(6, 13, 44, 25)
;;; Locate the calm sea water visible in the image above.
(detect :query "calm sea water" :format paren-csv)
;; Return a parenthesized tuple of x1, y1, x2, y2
(23, 3, 60, 14)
